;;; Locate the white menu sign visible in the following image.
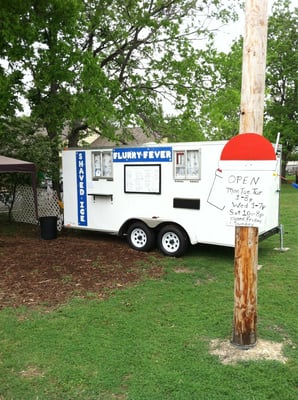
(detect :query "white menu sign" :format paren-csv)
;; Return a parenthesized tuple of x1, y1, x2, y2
(224, 171, 267, 227)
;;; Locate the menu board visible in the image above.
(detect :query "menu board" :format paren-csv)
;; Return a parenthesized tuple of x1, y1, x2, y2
(124, 164, 161, 194)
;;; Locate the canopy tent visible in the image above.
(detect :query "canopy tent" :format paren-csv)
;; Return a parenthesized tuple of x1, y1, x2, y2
(0, 155, 38, 218)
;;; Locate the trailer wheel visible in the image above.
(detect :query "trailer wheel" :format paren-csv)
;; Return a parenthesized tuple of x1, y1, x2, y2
(127, 222, 155, 252)
(157, 225, 188, 257)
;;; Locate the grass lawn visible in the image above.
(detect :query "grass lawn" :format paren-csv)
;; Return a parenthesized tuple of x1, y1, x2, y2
(0, 184, 297, 400)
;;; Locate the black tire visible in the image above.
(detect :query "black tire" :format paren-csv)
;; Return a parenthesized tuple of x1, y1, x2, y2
(127, 222, 155, 252)
(157, 224, 189, 257)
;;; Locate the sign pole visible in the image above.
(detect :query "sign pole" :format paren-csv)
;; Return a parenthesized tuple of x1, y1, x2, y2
(232, 0, 269, 347)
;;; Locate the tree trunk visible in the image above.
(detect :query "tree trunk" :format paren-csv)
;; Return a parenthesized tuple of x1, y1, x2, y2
(68, 121, 89, 148)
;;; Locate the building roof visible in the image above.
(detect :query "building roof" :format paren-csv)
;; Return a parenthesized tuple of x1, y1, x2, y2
(90, 127, 161, 147)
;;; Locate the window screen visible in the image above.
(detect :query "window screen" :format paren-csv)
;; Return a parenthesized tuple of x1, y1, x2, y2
(92, 151, 113, 179)
(174, 149, 201, 180)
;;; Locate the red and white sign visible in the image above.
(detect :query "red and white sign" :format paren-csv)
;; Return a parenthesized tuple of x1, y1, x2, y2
(220, 133, 276, 161)
(208, 133, 279, 227)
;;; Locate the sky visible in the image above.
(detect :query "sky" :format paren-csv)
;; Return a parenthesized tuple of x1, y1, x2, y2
(215, 0, 297, 52)
(214, 0, 276, 53)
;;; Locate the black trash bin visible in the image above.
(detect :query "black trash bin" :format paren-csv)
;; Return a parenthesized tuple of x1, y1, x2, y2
(39, 216, 58, 240)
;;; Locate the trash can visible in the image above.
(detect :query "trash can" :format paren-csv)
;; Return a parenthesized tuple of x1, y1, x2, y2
(39, 216, 58, 240)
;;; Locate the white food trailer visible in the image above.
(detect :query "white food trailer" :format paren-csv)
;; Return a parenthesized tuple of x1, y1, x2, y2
(62, 138, 281, 256)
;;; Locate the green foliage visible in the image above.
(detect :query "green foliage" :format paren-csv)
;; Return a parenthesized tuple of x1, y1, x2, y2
(199, 41, 243, 140)
(0, 66, 24, 117)
(0, 117, 54, 177)
(264, 0, 298, 154)
(0, 0, 242, 189)
(163, 112, 206, 142)
(0, 185, 297, 399)
(2, 0, 296, 189)
(0, 116, 56, 213)
(199, 0, 297, 148)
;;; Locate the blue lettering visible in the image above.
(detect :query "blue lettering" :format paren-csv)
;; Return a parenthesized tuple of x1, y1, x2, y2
(113, 147, 172, 162)
(76, 151, 88, 226)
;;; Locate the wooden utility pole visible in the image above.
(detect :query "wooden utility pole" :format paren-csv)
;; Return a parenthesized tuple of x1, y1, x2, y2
(232, 0, 268, 348)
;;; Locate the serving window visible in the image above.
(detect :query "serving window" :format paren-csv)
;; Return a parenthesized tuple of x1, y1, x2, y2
(174, 149, 201, 180)
(92, 151, 113, 180)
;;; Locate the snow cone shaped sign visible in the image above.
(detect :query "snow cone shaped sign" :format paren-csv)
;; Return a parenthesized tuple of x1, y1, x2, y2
(207, 133, 280, 228)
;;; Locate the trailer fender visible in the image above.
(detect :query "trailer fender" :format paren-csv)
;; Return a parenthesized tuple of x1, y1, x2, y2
(119, 218, 164, 236)
(120, 219, 191, 241)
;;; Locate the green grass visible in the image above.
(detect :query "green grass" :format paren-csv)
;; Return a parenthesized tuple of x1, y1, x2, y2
(0, 184, 297, 399)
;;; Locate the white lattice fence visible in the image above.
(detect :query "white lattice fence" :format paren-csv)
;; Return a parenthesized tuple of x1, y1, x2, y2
(12, 185, 63, 230)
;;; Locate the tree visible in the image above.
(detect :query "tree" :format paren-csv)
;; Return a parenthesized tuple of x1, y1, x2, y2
(0, 116, 54, 219)
(265, 0, 298, 176)
(0, 0, 38, 121)
(198, 0, 297, 164)
(198, 41, 243, 140)
(0, 0, 240, 192)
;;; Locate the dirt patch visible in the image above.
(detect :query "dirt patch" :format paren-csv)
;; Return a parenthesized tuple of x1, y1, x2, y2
(0, 223, 164, 309)
(19, 366, 45, 379)
(209, 339, 288, 365)
(174, 267, 194, 274)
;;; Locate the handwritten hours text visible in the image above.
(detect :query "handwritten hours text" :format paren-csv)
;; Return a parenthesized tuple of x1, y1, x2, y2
(225, 173, 266, 227)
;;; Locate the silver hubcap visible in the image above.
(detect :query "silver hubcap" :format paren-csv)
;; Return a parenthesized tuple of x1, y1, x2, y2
(131, 228, 147, 248)
(162, 232, 180, 253)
